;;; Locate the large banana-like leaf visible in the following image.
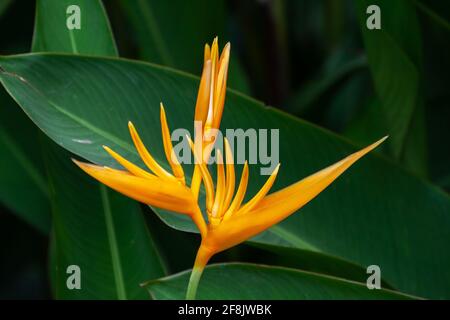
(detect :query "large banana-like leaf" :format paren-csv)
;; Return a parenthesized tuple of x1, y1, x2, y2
(33, 0, 117, 55)
(145, 263, 416, 300)
(353, 0, 426, 175)
(0, 88, 50, 233)
(31, 0, 166, 299)
(117, 0, 250, 93)
(0, 0, 51, 233)
(0, 54, 449, 299)
(44, 141, 167, 299)
(0, 0, 13, 18)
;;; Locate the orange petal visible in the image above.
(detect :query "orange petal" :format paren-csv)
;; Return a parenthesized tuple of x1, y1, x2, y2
(205, 38, 219, 130)
(128, 121, 175, 181)
(206, 137, 388, 253)
(187, 136, 215, 213)
(204, 44, 211, 64)
(235, 164, 280, 216)
(190, 166, 202, 200)
(102, 145, 156, 180)
(73, 160, 195, 214)
(160, 103, 185, 184)
(212, 43, 230, 129)
(210, 37, 219, 81)
(211, 149, 225, 219)
(222, 161, 249, 221)
(222, 138, 235, 212)
(194, 60, 212, 125)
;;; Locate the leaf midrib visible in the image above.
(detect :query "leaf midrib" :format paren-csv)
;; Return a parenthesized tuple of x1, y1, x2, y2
(100, 185, 126, 300)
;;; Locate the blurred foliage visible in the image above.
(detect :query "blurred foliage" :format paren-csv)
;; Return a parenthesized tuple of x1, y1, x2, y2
(0, 0, 449, 299)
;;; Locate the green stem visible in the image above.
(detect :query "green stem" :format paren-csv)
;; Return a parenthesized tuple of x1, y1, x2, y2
(186, 266, 204, 300)
(186, 245, 213, 300)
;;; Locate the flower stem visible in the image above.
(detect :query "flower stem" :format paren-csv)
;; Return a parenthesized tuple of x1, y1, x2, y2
(186, 245, 213, 300)
(186, 266, 204, 300)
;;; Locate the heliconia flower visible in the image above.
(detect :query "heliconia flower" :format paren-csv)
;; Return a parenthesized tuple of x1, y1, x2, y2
(73, 38, 387, 300)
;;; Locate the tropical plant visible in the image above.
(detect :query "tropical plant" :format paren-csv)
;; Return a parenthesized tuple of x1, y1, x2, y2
(0, 0, 449, 300)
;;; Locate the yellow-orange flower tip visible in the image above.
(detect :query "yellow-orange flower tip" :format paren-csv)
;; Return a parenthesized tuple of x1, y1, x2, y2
(72, 157, 199, 215)
(376, 135, 389, 146)
(71, 158, 83, 167)
(159, 103, 186, 184)
(127, 121, 177, 182)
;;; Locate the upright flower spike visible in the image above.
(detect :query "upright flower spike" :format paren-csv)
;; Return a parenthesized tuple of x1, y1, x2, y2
(191, 38, 231, 201)
(72, 37, 387, 300)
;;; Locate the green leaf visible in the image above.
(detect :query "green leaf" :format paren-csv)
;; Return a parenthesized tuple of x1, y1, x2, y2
(0, 208, 50, 299)
(413, 0, 450, 32)
(0, 88, 50, 233)
(118, 0, 250, 93)
(0, 0, 13, 19)
(118, 0, 223, 72)
(32, 0, 118, 55)
(0, 0, 122, 234)
(427, 97, 450, 190)
(44, 142, 166, 299)
(248, 243, 394, 288)
(31, 0, 166, 299)
(0, 0, 61, 234)
(288, 52, 367, 115)
(353, 0, 426, 175)
(144, 263, 416, 300)
(0, 54, 449, 299)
